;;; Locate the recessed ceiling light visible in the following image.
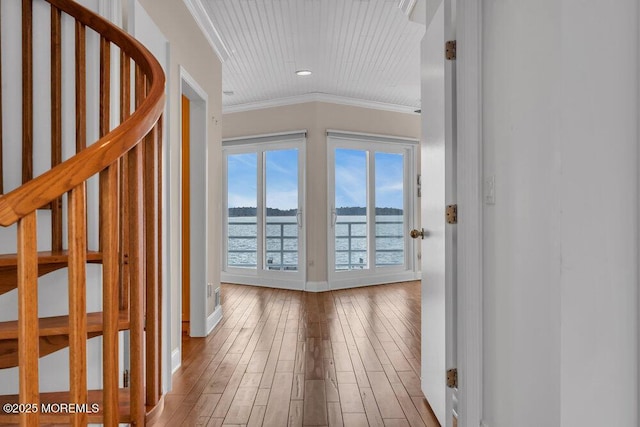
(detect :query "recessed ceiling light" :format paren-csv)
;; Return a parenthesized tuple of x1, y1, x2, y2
(295, 70, 312, 76)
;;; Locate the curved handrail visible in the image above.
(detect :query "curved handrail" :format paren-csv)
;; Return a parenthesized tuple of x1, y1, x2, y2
(0, 0, 165, 226)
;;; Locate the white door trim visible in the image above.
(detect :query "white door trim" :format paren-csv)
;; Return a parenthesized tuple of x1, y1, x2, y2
(455, 0, 483, 425)
(179, 66, 209, 340)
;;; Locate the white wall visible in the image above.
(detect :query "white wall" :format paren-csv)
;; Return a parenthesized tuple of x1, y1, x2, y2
(137, 0, 223, 365)
(223, 102, 421, 285)
(482, 1, 638, 426)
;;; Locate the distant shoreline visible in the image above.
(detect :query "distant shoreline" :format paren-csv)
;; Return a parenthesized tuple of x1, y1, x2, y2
(228, 207, 403, 217)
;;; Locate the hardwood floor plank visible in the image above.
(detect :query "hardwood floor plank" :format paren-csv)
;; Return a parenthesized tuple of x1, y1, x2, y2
(360, 387, 385, 427)
(223, 386, 258, 424)
(289, 400, 304, 427)
(338, 383, 364, 413)
(324, 358, 340, 402)
(263, 372, 294, 426)
(343, 413, 369, 427)
(165, 282, 435, 427)
(303, 380, 328, 425)
(247, 405, 266, 427)
(327, 402, 344, 427)
(367, 371, 405, 419)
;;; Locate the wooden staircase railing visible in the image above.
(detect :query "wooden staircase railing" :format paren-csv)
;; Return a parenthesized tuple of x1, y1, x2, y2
(0, 0, 165, 425)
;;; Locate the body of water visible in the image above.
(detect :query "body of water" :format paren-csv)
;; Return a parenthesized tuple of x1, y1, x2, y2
(227, 215, 405, 270)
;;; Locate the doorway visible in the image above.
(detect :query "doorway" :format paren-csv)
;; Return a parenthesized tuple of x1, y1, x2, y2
(179, 68, 209, 344)
(221, 132, 307, 289)
(326, 131, 419, 289)
(181, 94, 191, 335)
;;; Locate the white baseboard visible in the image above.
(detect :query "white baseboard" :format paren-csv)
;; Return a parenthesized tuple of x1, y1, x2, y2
(328, 271, 420, 291)
(221, 272, 304, 290)
(305, 281, 329, 292)
(221, 272, 420, 293)
(206, 305, 223, 335)
(171, 348, 181, 374)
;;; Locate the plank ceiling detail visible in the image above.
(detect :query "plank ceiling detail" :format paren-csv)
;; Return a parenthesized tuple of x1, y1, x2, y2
(201, 0, 425, 112)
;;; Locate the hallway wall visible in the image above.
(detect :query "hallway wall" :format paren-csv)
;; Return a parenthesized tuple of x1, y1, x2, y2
(223, 102, 420, 284)
(482, 0, 638, 426)
(137, 0, 223, 363)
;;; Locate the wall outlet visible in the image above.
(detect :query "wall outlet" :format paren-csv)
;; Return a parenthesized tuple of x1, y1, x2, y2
(215, 288, 221, 307)
(207, 283, 212, 298)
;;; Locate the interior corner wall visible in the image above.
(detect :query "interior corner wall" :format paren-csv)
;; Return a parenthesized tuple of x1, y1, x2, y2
(137, 0, 223, 360)
(482, 0, 638, 426)
(222, 102, 421, 283)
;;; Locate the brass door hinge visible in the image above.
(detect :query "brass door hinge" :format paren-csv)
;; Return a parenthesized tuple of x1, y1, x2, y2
(446, 204, 457, 224)
(446, 368, 458, 388)
(445, 40, 457, 60)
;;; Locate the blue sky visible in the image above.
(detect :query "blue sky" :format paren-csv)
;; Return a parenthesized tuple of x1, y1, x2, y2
(227, 150, 299, 210)
(228, 148, 404, 210)
(335, 149, 404, 209)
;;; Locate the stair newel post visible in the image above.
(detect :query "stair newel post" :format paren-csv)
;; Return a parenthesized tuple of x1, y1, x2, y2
(129, 64, 146, 425)
(17, 211, 39, 426)
(68, 183, 88, 427)
(144, 85, 160, 407)
(51, 5, 63, 252)
(119, 52, 131, 313)
(100, 165, 119, 427)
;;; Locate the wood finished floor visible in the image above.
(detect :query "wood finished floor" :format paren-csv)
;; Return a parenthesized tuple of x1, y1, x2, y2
(151, 281, 439, 427)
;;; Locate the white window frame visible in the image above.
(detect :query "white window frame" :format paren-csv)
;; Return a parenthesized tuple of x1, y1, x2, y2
(221, 131, 307, 290)
(327, 131, 420, 289)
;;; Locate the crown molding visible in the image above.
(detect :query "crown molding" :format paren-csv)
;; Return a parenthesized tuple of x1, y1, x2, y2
(398, 0, 418, 16)
(183, 0, 230, 62)
(223, 93, 418, 115)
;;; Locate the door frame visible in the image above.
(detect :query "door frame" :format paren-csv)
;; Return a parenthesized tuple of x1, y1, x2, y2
(446, 0, 483, 425)
(179, 67, 209, 341)
(325, 131, 420, 289)
(421, 0, 483, 426)
(221, 132, 307, 290)
(455, 0, 483, 425)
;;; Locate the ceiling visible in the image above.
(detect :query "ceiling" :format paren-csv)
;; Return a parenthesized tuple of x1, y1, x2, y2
(199, 0, 425, 113)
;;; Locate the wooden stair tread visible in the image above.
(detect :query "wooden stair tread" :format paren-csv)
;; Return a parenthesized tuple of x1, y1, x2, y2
(0, 250, 102, 267)
(0, 311, 129, 340)
(0, 388, 131, 424)
(0, 251, 103, 296)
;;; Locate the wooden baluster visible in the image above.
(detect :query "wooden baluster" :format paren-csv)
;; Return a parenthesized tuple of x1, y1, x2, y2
(99, 36, 111, 253)
(75, 20, 86, 152)
(68, 183, 88, 427)
(51, 6, 63, 251)
(22, 0, 33, 184)
(144, 117, 159, 406)
(100, 165, 119, 427)
(156, 115, 164, 399)
(129, 64, 146, 425)
(119, 52, 131, 312)
(17, 211, 39, 426)
(128, 142, 144, 425)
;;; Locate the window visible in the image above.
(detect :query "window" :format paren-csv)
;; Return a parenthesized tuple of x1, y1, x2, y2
(328, 131, 417, 282)
(223, 132, 306, 284)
